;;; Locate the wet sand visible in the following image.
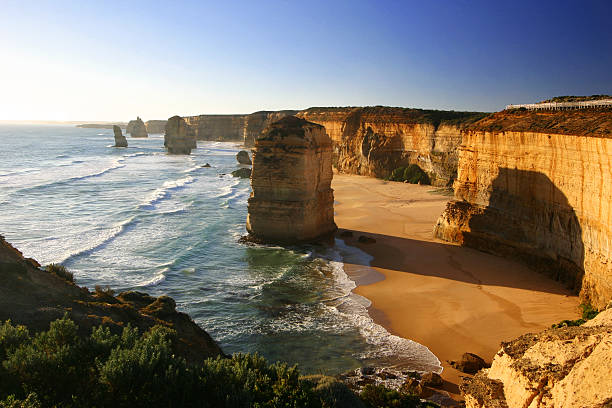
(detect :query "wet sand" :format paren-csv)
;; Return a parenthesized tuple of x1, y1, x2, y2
(332, 173, 580, 397)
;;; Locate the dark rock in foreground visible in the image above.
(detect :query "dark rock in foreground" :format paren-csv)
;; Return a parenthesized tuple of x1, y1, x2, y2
(232, 168, 251, 178)
(0, 235, 223, 362)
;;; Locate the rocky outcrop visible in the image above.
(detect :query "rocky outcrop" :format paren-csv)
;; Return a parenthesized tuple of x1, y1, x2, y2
(182, 114, 246, 141)
(297, 107, 486, 186)
(164, 115, 197, 154)
(0, 235, 223, 362)
(236, 150, 252, 165)
(126, 116, 148, 138)
(112, 125, 127, 147)
(145, 119, 168, 134)
(462, 308, 612, 408)
(434, 109, 612, 309)
(247, 116, 337, 243)
(243, 110, 299, 146)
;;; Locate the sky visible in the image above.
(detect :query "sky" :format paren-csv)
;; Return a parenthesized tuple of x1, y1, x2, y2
(1, 0, 610, 121)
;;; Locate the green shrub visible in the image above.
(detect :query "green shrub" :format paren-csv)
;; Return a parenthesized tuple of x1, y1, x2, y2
(387, 165, 430, 185)
(44, 264, 74, 283)
(0, 316, 437, 408)
(551, 303, 600, 328)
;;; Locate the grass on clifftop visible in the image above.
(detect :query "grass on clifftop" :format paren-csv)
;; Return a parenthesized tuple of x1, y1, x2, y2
(0, 316, 438, 408)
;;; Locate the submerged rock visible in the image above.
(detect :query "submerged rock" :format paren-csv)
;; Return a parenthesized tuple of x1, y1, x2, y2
(246, 116, 337, 243)
(164, 115, 197, 154)
(236, 150, 252, 165)
(126, 116, 148, 138)
(112, 125, 127, 147)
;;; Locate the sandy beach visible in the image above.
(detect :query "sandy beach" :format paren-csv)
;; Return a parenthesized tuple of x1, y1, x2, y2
(332, 173, 580, 396)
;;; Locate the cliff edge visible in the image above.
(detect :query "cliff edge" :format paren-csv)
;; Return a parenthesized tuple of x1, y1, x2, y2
(0, 235, 223, 362)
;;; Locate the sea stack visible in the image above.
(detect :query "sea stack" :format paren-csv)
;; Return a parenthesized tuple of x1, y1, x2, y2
(126, 116, 148, 138)
(246, 116, 336, 243)
(164, 115, 197, 154)
(112, 125, 128, 147)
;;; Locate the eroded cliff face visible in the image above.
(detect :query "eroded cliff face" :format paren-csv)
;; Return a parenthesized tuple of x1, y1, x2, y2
(182, 114, 246, 141)
(434, 119, 612, 309)
(462, 308, 612, 408)
(247, 116, 336, 243)
(298, 107, 486, 186)
(145, 119, 167, 134)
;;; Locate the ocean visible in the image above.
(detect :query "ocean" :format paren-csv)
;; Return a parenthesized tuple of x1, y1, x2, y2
(0, 124, 441, 378)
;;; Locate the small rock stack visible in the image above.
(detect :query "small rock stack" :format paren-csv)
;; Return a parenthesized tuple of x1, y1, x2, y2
(247, 116, 336, 243)
(126, 116, 148, 138)
(164, 116, 197, 154)
(112, 125, 128, 147)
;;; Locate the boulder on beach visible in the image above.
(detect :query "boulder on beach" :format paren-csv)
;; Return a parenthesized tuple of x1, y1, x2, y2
(113, 125, 128, 147)
(231, 168, 251, 178)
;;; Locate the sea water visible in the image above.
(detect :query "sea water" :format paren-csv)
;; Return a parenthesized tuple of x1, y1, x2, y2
(0, 124, 441, 376)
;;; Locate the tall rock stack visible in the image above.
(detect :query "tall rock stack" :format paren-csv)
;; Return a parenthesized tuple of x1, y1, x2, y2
(126, 116, 148, 138)
(247, 116, 337, 243)
(164, 115, 197, 154)
(112, 125, 128, 147)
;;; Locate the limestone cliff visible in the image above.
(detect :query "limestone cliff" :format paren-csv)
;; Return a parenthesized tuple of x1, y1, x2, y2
(112, 125, 127, 147)
(145, 119, 168, 134)
(434, 109, 612, 309)
(0, 235, 223, 362)
(126, 116, 148, 138)
(462, 308, 612, 408)
(182, 114, 246, 141)
(243, 110, 299, 146)
(297, 107, 486, 186)
(165, 115, 197, 154)
(247, 116, 336, 243)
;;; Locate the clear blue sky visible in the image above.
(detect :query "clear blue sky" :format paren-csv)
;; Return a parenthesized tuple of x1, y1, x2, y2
(1, 0, 610, 121)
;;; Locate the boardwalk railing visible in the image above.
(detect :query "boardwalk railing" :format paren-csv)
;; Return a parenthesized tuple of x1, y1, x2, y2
(505, 99, 612, 111)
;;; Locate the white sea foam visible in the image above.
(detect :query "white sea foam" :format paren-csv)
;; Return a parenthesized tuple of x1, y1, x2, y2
(322, 240, 443, 375)
(139, 176, 196, 210)
(0, 167, 41, 177)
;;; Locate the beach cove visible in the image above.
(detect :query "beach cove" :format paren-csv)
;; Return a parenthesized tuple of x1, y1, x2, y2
(332, 173, 581, 395)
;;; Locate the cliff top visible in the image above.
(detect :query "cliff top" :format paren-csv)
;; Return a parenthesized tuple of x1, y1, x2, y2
(0, 235, 222, 362)
(301, 106, 489, 129)
(539, 95, 611, 103)
(467, 108, 612, 136)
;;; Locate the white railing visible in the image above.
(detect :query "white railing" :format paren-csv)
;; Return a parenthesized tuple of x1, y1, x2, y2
(505, 99, 612, 111)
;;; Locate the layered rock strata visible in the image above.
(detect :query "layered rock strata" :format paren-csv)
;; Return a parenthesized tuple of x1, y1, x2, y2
(164, 115, 197, 154)
(247, 116, 337, 243)
(126, 116, 148, 137)
(434, 109, 612, 309)
(145, 119, 168, 134)
(462, 308, 612, 408)
(298, 107, 486, 186)
(0, 235, 223, 362)
(183, 114, 246, 141)
(243, 110, 299, 146)
(112, 125, 127, 147)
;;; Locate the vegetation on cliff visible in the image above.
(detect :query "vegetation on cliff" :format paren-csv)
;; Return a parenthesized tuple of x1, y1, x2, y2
(387, 165, 430, 185)
(539, 95, 611, 103)
(467, 108, 611, 136)
(0, 316, 439, 408)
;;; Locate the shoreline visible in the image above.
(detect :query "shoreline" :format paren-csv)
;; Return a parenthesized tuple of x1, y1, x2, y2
(332, 173, 580, 398)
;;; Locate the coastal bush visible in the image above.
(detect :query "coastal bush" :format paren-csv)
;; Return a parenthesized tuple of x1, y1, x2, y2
(0, 316, 435, 408)
(387, 165, 430, 185)
(44, 264, 73, 283)
(551, 303, 601, 328)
